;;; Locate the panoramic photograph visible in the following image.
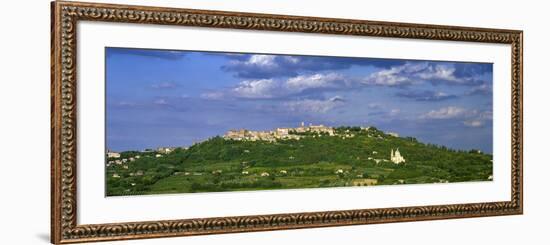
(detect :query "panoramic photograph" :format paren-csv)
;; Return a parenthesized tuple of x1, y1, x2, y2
(105, 47, 494, 196)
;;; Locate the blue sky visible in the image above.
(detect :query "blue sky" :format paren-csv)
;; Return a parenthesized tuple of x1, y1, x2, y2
(106, 47, 493, 153)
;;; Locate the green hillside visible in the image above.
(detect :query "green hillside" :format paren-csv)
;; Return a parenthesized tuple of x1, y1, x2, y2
(106, 127, 492, 196)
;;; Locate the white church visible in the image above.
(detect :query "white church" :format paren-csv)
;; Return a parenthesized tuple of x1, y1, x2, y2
(390, 148, 406, 164)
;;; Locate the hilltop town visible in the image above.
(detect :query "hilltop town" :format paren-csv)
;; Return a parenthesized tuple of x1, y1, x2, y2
(105, 123, 492, 196)
(108, 123, 409, 168)
(224, 122, 371, 142)
(221, 122, 408, 164)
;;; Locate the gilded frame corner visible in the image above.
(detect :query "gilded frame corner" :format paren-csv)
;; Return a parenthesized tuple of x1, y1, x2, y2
(51, 1, 523, 243)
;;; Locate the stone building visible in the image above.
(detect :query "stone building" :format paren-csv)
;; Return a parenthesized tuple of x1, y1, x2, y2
(106, 150, 120, 158)
(390, 148, 406, 164)
(224, 129, 248, 140)
(157, 147, 175, 154)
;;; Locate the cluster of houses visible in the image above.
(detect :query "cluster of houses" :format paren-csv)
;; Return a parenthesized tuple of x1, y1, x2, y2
(107, 146, 181, 179)
(156, 147, 176, 154)
(106, 146, 178, 167)
(240, 169, 288, 177)
(224, 122, 337, 142)
(106, 150, 142, 167)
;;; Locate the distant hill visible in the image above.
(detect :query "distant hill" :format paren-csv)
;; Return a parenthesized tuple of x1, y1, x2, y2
(106, 126, 493, 196)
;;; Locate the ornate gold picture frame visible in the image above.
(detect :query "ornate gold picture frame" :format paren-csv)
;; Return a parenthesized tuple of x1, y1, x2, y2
(51, 1, 523, 243)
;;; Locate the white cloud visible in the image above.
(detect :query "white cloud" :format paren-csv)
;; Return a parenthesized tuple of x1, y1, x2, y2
(284, 56, 300, 64)
(115, 101, 137, 107)
(420, 106, 493, 128)
(463, 120, 484, 127)
(389, 109, 401, 116)
(363, 62, 480, 87)
(367, 103, 382, 109)
(230, 73, 348, 99)
(153, 99, 169, 105)
(200, 92, 225, 100)
(215, 61, 489, 101)
(479, 110, 493, 120)
(364, 65, 413, 86)
(420, 106, 467, 119)
(245, 55, 277, 67)
(416, 65, 458, 82)
(151, 82, 177, 89)
(415, 64, 484, 86)
(467, 83, 492, 95)
(396, 90, 458, 102)
(283, 96, 345, 113)
(363, 62, 429, 87)
(329, 96, 345, 102)
(284, 73, 345, 93)
(231, 79, 279, 99)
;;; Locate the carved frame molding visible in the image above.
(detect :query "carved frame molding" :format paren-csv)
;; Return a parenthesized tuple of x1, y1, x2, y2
(51, 1, 523, 243)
